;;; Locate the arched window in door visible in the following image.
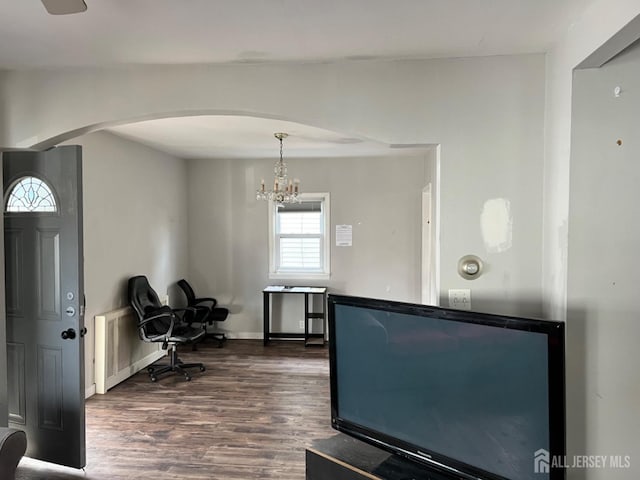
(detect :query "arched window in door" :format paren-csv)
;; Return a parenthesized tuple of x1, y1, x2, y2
(5, 176, 58, 213)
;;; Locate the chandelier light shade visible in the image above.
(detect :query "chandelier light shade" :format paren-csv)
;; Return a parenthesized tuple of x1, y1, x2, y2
(256, 132, 301, 204)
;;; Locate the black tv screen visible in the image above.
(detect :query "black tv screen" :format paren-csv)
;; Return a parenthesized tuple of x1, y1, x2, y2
(328, 295, 565, 480)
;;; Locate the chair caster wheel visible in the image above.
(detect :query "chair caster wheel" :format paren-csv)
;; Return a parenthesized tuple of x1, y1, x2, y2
(200, 366, 206, 372)
(185, 375, 192, 381)
(150, 376, 157, 382)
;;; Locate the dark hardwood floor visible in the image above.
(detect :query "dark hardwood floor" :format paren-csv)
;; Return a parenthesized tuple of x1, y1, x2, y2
(16, 340, 334, 480)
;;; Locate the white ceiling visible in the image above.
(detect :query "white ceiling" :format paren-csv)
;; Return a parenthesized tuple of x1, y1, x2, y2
(2, 0, 595, 158)
(106, 116, 433, 160)
(1, 1, 593, 69)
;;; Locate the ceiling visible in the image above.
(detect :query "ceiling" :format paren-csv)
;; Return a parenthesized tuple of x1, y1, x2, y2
(106, 116, 433, 160)
(1, 1, 593, 69)
(2, 0, 595, 159)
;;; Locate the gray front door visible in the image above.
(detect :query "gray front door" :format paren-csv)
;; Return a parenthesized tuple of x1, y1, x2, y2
(3, 146, 85, 468)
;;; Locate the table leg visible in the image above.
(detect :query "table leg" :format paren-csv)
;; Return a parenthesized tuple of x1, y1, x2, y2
(263, 291, 270, 346)
(304, 293, 309, 345)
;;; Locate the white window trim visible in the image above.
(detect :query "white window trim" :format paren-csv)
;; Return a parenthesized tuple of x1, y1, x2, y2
(268, 192, 331, 280)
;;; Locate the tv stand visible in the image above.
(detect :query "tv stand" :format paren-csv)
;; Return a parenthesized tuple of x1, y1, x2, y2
(306, 434, 456, 480)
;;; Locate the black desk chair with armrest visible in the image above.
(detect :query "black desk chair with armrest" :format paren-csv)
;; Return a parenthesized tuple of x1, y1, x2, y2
(177, 279, 229, 347)
(128, 275, 206, 382)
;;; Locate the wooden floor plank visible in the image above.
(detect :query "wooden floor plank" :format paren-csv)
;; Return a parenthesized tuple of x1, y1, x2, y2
(16, 340, 334, 480)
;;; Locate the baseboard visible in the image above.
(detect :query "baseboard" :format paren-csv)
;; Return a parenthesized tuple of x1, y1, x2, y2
(85, 383, 96, 399)
(224, 332, 263, 340)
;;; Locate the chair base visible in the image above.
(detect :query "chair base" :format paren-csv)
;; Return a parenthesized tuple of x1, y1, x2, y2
(190, 330, 226, 350)
(147, 345, 205, 382)
(205, 331, 227, 348)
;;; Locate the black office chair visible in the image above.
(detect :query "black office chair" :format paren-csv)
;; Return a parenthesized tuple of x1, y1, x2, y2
(177, 279, 229, 347)
(128, 275, 206, 382)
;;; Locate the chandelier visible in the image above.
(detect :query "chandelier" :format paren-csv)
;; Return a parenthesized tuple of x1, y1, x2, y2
(256, 132, 301, 204)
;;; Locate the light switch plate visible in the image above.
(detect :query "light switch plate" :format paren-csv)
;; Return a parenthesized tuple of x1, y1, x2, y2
(448, 289, 471, 310)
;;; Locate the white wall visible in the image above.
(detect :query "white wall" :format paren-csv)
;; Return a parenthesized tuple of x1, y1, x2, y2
(540, 8, 640, 476)
(67, 131, 189, 391)
(567, 45, 640, 479)
(542, 1, 640, 322)
(0, 53, 546, 318)
(0, 72, 7, 148)
(187, 152, 435, 336)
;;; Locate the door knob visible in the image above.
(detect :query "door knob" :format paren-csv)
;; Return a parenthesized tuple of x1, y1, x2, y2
(61, 328, 76, 340)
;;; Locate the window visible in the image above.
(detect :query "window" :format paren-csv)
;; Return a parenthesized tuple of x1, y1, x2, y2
(5, 176, 57, 213)
(269, 193, 330, 279)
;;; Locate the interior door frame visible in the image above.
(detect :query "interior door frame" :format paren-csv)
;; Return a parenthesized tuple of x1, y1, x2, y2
(421, 145, 440, 306)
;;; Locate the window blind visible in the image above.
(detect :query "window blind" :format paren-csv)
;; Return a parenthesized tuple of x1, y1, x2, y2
(276, 205, 323, 270)
(269, 193, 330, 277)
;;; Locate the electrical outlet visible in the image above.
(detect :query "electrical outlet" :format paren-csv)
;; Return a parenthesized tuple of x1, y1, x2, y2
(448, 289, 471, 310)
(299, 320, 305, 330)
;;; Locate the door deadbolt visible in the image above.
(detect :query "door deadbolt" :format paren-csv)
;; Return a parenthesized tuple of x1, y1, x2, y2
(65, 306, 76, 317)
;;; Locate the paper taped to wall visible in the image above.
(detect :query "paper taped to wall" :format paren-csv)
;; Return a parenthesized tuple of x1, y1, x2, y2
(336, 225, 352, 246)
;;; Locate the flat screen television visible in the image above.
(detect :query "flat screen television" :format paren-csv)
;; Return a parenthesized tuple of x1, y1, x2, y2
(328, 294, 565, 480)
